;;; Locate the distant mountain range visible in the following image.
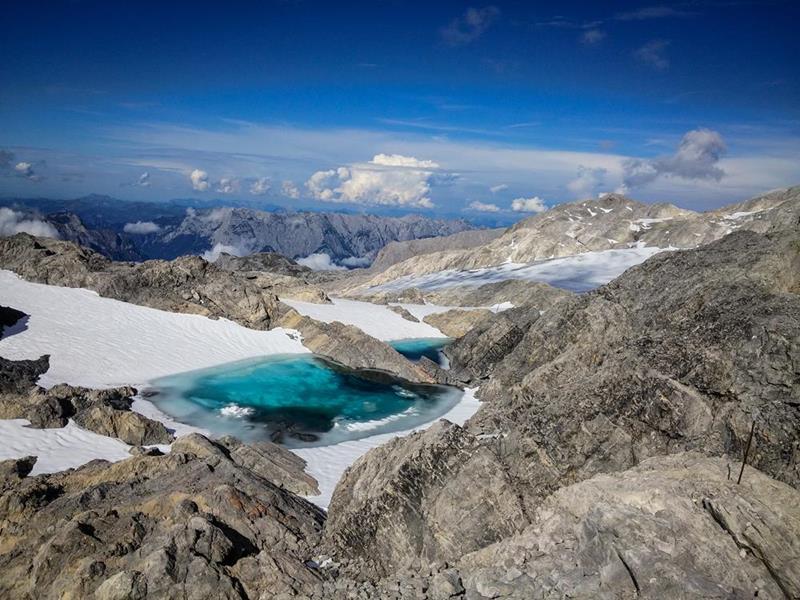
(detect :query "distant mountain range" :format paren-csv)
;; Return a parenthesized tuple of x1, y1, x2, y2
(354, 186, 800, 288)
(0, 195, 474, 265)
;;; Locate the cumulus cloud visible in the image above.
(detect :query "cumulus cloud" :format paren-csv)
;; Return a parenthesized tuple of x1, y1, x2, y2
(305, 154, 442, 208)
(489, 183, 508, 194)
(440, 6, 500, 46)
(567, 166, 608, 198)
(296, 252, 346, 271)
(468, 200, 500, 212)
(511, 196, 548, 212)
(250, 177, 270, 195)
(581, 29, 607, 45)
(14, 162, 42, 181)
(190, 169, 210, 191)
(123, 220, 161, 234)
(622, 128, 727, 189)
(282, 180, 300, 199)
(0, 207, 59, 238)
(217, 177, 239, 194)
(634, 40, 670, 70)
(137, 172, 151, 187)
(201, 242, 248, 263)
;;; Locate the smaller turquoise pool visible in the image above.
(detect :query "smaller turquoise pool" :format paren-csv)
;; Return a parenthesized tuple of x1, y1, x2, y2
(149, 348, 461, 447)
(390, 337, 450, 365)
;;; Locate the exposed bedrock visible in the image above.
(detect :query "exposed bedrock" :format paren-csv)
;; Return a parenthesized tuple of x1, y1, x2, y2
(0, 433, 326, 600)
(319, 453, 800, 599)
(0, 234, 283, 329)
(277, 307, 451, 385)
(324, 229, 800, 577)
(422, 308, 492, 338)
(0, 358, 172, 445)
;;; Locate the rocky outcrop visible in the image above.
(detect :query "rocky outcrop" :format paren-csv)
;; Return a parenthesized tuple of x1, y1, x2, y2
(320, 453, 800, 598)
(324, 228, 800, 576)
(456, 453, 800, 599)
(0, 234, 282, 329)
(277, 308, 446, 385)
(388, 305, 420, 322)
(353, 186, 800, 289)
(171, 433, 319, 497)
(72, 404, 173, 446)
(0, 305, 26, 339)
(0, 363, 172, 445)
(0, 354, 49, 395)
(216, 251, 334, 303)
(423, 309, 491, 338)
(422, 279, 570, 309)
(324, 421, 528, 579)
(0, 432, 326, 599)
(370, 228, 504, 272)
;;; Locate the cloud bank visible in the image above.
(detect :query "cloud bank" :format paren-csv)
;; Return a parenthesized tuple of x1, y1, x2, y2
(468, 200, 500, 212)
(123, 221, 161, 234)
(0, 208, 59, 238)
(511, 196, 548, 212)
(306, 154, 442, 208)
(190, 169, 210, 191)
(296, 252, 346, 271)
(622, 128, 727, 189)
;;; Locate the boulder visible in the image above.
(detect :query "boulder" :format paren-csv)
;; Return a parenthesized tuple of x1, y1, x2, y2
(72, 404, 173, 445)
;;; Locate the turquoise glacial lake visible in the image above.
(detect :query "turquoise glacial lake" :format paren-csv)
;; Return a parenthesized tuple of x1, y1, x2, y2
(149, 340, 459, 446)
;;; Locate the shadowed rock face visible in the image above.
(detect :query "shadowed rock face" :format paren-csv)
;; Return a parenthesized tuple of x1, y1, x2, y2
(0, 434, 326, 600)
(324, 228, 800, 578)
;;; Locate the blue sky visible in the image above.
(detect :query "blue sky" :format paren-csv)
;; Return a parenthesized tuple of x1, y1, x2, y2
(1, 0, 798, 221)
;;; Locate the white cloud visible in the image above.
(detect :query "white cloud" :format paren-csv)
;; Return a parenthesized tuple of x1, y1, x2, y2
(305, 153, 441, 208)
(634, 40, 670, 70)
(190, 169, 210, 191)
(281, 180, 300, 199)
(296, 252, 346, 271)
(567, 166, 608, 198)
(339, 255, 372, 268)
(622, 128, 727, 188)
(250, 177, 270, 195)
(201, 242, 247, 263)
(581, 29, 607, 45)
(441, 6, 500, 46)
(14, 161, 41, 181)
(217, 177, 239, 194)
(137, 172, 151, 187)
(511, 196, 548, 212)
(489, 183, 508, 194)
(123, 220, 161, 234)
(0, 207, 59, 238)
(468, 200, 500, 212)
